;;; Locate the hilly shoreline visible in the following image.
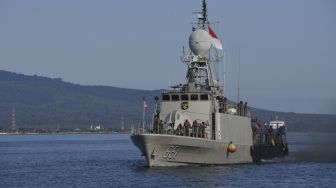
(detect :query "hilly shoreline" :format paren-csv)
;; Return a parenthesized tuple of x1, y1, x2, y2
(0, 70, 335, 132)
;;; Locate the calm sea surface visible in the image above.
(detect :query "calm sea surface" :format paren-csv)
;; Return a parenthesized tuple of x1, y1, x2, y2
(1, 132, 335, 187)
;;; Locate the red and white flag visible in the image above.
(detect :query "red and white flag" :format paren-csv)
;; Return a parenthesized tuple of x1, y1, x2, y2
(208, 26, 223, 50)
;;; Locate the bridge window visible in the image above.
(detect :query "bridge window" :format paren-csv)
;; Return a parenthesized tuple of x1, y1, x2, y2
(200, 94, 209, 100)
(190, 94, 198, 101)
(171, 95, 179, 101)
(181, 94, 189, 101)
(162, 94, 170, 101)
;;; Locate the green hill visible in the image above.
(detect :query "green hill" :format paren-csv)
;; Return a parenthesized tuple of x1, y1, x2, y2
(0, 70, 335, 131)
(0, 70, 158, 129)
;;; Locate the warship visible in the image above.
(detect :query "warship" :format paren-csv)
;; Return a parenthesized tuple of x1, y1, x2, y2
(131, 0, 288, 167)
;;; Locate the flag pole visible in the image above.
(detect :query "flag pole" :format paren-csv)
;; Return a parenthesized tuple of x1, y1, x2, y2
(142, 102, 145, 133)
(142, 97, 146, 133)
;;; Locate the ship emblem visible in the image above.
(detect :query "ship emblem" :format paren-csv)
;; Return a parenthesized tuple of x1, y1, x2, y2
(180, 101, 189, 110)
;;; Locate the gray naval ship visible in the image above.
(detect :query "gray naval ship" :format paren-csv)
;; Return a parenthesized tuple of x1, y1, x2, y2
(131, 0, 288, 167)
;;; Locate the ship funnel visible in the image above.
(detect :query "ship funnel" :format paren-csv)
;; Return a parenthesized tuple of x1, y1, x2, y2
(189, 29, 211, 56)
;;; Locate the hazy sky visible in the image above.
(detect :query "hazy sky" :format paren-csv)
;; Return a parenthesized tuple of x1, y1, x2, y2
(1, 0, 335, 114)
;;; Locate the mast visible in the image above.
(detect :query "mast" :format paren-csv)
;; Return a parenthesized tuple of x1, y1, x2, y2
(196, 0, 208, 30)
(181, 0, 223, 94)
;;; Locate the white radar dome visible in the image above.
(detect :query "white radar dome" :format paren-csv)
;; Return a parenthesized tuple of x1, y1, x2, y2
(189, 29, 211, 56)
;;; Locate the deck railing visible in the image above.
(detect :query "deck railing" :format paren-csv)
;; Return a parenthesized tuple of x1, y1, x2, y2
(132, 124, 212, 140)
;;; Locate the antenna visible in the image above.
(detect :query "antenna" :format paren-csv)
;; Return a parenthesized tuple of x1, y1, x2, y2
(11, 105, 16, 131)
(202, 0, 207, 28)
(218, 53, 221, 89)
(223, 49, 226, 95)
(237, 48, 240, 103)
(168, 74, 171, 91)
(121, 113, 125, 132)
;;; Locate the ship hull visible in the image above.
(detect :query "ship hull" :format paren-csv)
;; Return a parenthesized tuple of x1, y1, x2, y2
(131, 134, 253, 167)
(251, 144, 289, 162)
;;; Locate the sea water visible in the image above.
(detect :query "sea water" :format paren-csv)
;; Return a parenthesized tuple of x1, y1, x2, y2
(0, 132, 335, 187)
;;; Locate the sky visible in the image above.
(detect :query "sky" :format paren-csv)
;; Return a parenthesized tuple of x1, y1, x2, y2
(0, 0, 335, 114)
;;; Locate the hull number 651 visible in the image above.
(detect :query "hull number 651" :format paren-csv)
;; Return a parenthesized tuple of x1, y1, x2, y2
(163, 146, 180, 160)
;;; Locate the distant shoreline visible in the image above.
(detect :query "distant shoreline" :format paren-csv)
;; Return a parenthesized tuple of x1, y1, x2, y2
(1, 130, 335, 136)
(0, 131, 130, 135)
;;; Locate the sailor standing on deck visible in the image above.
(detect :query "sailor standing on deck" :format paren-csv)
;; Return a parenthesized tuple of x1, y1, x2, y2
(159, 120, 163, 134)
(192, 121, 198, 137)
(177, 123, 183, 136)
(184, 120, 191, 136)
(201, 122, 207, 138)
(153, 115, 159, 133)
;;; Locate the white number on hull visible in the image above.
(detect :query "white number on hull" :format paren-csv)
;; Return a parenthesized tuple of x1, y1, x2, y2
(163, 146, 180, 160)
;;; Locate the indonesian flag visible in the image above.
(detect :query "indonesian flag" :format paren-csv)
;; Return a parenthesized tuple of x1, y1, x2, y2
(208, 26, 223, 50)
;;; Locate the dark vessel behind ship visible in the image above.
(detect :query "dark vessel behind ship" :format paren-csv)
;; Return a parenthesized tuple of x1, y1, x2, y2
(251, 118, 289, 161)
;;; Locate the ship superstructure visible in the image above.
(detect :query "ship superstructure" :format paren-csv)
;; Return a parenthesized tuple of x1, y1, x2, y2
(131, 0, 288, 167)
